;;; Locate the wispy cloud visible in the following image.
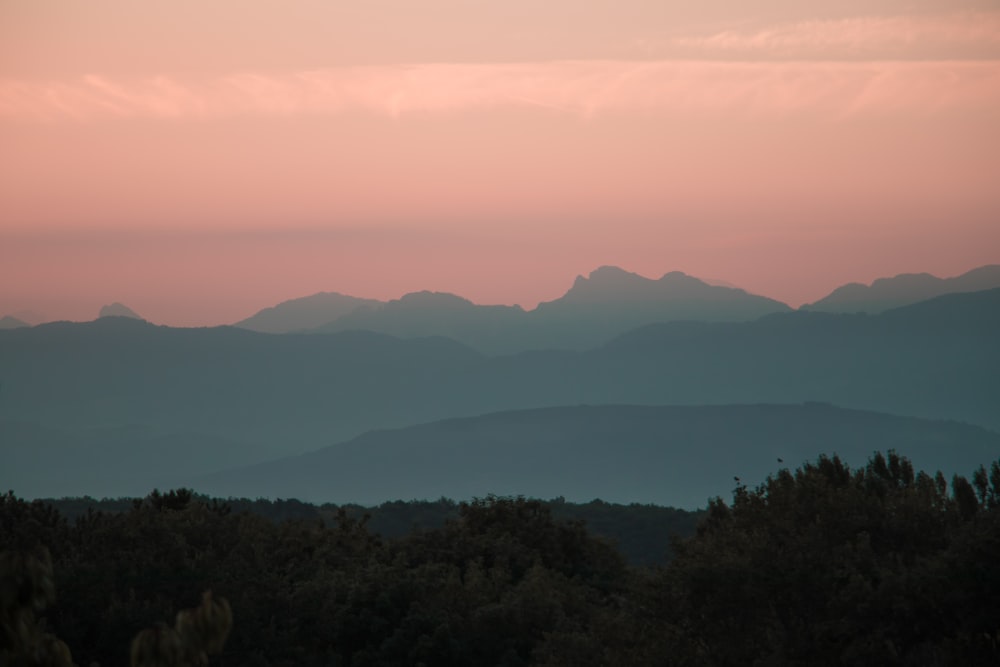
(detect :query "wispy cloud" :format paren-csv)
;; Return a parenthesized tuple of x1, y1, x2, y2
(2, 59, 999, 123)
(669, 12, 1000, 60)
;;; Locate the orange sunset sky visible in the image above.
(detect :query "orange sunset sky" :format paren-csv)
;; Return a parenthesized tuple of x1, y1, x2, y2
(2, 0, 999, 326)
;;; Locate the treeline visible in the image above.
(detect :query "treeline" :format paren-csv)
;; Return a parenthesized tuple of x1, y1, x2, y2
(4, 452, 1000, 666)
(41, 495, 702, 567)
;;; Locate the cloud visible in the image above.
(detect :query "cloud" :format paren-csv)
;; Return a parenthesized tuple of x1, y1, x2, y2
(669, 12, 1000, 60)
(2, 59, 999, 123)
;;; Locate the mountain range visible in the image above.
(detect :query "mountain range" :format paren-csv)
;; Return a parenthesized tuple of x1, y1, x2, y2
(801, 264, 1000, 313)
(2, 286, 998, 500)
(229, 264, 1000, 354)
(4, 265, 998, 347)
(240, 266, 791, 354)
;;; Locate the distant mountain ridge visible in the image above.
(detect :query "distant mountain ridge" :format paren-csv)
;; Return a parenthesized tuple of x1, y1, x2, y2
(542, 266, 761, 306)
(234, 292, 381, 333)
(313, 291, 527, 353)
(236, 266, 791, 353)
(1, 287, 998, 501)
(803, 264, 1000, 313)
(232, 264, 1000, 352)
(98, 302, 143, 320)
(0, 315, 29, 329)
(522, 266, 791, 351)
(198, 403, 1000, 509)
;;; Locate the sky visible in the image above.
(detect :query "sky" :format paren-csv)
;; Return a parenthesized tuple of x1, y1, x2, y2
(2, 1, 999, 326)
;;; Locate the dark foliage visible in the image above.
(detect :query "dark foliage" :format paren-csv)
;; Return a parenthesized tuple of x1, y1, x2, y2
(4, 452, 1000, 665)
(634, 452, 1000, 665)
(42, 495, 701, 566)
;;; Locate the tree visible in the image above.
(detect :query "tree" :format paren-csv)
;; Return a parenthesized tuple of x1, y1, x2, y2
(650, 452, 1000, 665)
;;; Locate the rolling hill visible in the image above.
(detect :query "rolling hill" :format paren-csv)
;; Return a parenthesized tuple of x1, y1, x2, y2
(198, 403, 1000, 509)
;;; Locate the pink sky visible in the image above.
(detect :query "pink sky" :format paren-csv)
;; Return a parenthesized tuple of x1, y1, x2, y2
(2, 1, 999, 326)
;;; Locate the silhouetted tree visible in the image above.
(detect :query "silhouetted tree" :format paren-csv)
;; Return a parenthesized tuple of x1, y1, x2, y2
(646, 452, 1000, 665)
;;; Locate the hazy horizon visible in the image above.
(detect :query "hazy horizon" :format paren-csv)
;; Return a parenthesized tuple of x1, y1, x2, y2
(3, 1, 999, 326)
(3, 261, 999, 328)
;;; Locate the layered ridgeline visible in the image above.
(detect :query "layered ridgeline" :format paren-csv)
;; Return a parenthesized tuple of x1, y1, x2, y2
(231, 264, 1000, 353)
(1, 288, 998, 500)
(0, 304, 144, 329)
(236, 266, 791, 353)
(233, 292, 381, 334)
(198, 404, 1000, 509)
(802, 264, 1000, 313)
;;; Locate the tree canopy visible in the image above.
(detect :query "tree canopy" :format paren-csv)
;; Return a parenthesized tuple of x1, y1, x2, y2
(2, 452, 998, 665)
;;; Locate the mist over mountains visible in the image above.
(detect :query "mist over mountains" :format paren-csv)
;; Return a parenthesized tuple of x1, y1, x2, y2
(2, 285, 998, 501)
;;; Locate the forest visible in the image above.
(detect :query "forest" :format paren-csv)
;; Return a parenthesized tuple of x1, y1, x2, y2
(4, 452, 1000, 666)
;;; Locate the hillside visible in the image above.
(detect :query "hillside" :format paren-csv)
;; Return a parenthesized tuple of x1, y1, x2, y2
(197, 403, 1000, 509)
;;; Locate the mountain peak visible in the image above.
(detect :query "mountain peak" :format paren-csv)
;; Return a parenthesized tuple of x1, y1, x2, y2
(563, 266, 665, 303)
(394, 291, 475, 309)
(589, 265, 640, 280)
(98, 302, 143, 320)
(557, 266, 723, 305)
(532, 266, 790, 330)
(0, 315, 30, 329)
